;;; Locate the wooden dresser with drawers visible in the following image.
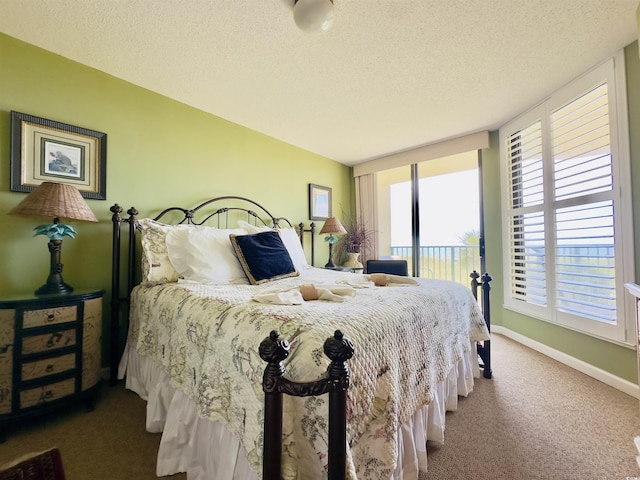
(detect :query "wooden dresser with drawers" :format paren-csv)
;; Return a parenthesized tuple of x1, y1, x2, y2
(0, 290, 103, 441)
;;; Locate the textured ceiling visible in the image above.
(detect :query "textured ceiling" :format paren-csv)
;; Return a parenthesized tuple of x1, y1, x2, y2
(0, 0, 637, 166)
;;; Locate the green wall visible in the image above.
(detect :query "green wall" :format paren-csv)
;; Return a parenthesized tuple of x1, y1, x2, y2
(0, 33, 352, 360)
(481, 42, 640, 384)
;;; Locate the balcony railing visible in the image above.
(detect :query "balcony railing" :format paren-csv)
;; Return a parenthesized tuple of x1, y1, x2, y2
(390, 245, 481, 285)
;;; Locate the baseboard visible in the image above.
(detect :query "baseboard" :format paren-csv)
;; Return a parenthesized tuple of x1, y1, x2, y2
(492, 325, 640, 399)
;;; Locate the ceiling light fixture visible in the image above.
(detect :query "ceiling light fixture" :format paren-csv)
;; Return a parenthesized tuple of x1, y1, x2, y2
(293, 0, 335, 34)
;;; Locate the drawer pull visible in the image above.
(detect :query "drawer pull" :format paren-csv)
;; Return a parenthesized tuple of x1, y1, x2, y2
(45, 364, 54, 373)
(46, 314, 55, 322)
(45, 332, 63, 348)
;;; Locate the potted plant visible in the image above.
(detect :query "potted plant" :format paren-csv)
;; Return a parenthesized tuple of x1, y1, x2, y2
(336, 213, 373, 268)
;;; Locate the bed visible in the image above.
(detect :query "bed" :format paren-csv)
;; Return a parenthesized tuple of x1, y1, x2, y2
(109, 196, 491, 480)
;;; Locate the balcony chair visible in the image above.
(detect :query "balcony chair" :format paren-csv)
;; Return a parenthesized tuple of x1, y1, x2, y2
(366, 259, 408, 276)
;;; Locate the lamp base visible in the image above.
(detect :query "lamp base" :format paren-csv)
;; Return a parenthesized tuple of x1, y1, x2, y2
(324, 242, 336, 268)
(324, 259, 337, 268)
(35, 239, 74, 296)
(35, 281, 74, 296)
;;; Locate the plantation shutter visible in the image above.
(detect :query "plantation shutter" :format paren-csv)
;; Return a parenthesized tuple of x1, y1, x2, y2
(501, 52, 633, 343)
(551, 84, 616, 323)
(506, 121, 546, 306)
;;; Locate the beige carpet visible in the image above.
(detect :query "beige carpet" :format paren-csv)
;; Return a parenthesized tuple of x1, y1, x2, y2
(0, 333, 638, 479)
(426, 334, 640, 479)
(0, 384, 185, 480)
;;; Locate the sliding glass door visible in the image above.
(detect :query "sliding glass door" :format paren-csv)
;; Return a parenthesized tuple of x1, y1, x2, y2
(376, 151, 482, 284)
(376, 164, 414, 275)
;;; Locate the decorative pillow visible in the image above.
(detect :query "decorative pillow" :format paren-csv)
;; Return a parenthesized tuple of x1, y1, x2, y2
(238, 220, 308, 271)
(139, 218, 191, 284)
(230, 231, 299, 285)
(166, 227, 248, 284)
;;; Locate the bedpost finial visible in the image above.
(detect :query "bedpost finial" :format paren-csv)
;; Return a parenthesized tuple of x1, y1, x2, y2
(324, 330, 354, 364)
(111, 204, 123, 222)
(260, 331, 289, 387)
(324, 330, 354, 391)
(259, 330, 290, 365)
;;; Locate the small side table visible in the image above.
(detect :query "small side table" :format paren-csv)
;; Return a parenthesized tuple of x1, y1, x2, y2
(0, 289, 104, 442)
(324, 266, 364, 273)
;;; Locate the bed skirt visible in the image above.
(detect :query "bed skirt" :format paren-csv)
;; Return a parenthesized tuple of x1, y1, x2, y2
(119, 342, 479, 479)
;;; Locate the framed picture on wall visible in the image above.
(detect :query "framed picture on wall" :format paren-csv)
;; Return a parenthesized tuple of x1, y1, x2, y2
(309, 183, 332, 220)
(10, 111, 107, 200)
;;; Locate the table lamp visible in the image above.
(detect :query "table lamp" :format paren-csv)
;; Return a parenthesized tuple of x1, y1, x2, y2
(9, 182, 98, 295)
(319, 217, 346, 268)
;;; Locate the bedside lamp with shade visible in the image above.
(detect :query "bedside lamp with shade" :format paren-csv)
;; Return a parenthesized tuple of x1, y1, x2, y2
(319, 216, 346, 268)
(9, 182, 98, 296)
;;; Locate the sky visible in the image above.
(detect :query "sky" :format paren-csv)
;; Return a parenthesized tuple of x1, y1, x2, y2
(390, 169, 480, 246)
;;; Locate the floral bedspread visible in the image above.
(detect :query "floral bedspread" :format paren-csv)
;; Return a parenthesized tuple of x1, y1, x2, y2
(127, 268, 490, 479)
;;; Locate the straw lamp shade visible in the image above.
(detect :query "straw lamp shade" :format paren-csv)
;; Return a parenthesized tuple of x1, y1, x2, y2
(319, 217, 346, 268)
(9, 182, 98, 222)
(319, 216, 347, 236)
(9, 182, 98, 295)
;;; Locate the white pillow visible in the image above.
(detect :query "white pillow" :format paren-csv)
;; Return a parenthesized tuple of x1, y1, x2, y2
(166, 227, 248, 284)
(238, 220, 308, 271)
(138, 218, 191, 284)
(278, 228, 308, 271)
(237, 220, 271, 234)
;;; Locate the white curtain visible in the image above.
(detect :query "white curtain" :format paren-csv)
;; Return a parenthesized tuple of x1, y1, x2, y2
(354, 173, 378, 262)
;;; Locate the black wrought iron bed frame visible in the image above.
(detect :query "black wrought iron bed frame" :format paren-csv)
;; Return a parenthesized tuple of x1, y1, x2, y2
(108, 194, 492, 480)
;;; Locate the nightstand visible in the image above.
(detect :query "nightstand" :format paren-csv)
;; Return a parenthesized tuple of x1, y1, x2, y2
(324, 266, 364, 273)
(0, 289, 104, 442)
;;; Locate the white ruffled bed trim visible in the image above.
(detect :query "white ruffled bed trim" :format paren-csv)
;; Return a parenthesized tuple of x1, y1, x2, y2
(119, 342, 479, 479)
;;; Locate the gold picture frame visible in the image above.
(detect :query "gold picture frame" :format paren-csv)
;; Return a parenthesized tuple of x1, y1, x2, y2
(10, 111, 107, 200)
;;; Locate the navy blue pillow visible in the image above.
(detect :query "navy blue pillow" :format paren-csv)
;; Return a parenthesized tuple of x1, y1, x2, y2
(230, 231, 299, 285)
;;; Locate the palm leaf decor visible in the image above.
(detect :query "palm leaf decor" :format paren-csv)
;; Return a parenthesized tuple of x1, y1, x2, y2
(33, 223, 77, 240)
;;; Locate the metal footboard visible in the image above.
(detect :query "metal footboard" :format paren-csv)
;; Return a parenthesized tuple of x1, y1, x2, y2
(259, 330, 354, 480)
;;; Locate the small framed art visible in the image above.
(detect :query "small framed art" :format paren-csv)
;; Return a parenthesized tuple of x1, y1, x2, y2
(309, 183, 332, 221)
(10, 111, 107, 200)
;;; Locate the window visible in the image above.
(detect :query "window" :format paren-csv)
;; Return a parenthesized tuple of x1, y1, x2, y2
(499, 52, 634, 344)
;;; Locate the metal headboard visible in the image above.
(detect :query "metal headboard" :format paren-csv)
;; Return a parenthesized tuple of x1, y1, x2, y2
(151, 195, 291, 227)
(109, 195, 316, 385)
